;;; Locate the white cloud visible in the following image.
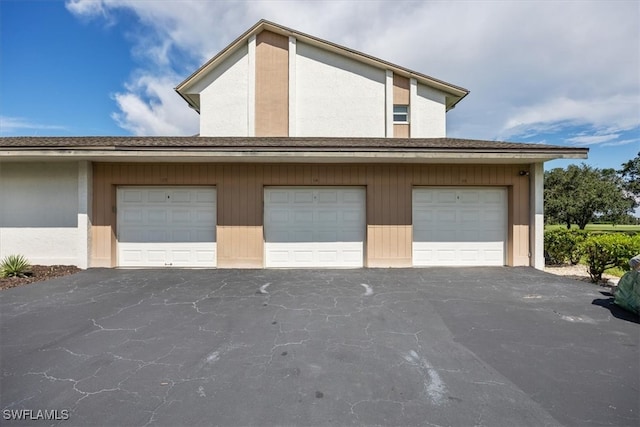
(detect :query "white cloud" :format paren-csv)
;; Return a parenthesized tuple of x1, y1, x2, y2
(602, 139, 640, 147)
(0, 116, 67, 134)
(502, 94, 640, 139)
(111, 74, 199, 136)
(65, 0, 640, 140)
(566, 134, 620, 145)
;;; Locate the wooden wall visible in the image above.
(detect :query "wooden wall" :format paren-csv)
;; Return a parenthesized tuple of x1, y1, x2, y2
(255, 30, 289, 136)
(91, 163, 530, 268)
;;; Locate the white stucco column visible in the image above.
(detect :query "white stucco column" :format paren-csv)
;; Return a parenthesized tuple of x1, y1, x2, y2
(409, 78, 418, 137)
(530, 162, 544, 270)
(385, 70, 393, 137)
(247, 34, 256, 137)
(288, 36, 297, 137)
(77, 161, 92, 269)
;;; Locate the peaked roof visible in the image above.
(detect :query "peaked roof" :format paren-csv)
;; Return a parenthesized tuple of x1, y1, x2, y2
(175, 19, 470, 113)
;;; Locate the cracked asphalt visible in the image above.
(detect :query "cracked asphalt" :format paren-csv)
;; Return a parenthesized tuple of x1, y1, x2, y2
(1, 267, 638, 426)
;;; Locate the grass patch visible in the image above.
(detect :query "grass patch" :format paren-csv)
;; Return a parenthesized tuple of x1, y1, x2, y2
(604, 266, 626, 278)
(545, 224, 640, 233)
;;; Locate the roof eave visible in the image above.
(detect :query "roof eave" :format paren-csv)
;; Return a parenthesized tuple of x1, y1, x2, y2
(0, 148, 589, 164)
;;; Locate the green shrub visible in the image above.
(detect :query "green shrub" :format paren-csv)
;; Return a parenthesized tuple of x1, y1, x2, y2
(0, 254, 32, 278)
(544, 229, 587, 265)
(581, 234, 638, 282)
(630, 234, 640, 257)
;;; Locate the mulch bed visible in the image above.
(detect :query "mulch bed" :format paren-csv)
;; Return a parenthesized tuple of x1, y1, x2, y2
(0, 265, 82, 291)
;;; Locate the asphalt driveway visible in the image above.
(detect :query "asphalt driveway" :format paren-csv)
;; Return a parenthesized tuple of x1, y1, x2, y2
(1, 268, 638, 426)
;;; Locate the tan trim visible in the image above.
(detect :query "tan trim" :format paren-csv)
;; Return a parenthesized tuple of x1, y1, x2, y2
(255, 30, 289, 136)
(91, 163, 531, 268)
(393, 75, 410, 138)
(394, 124, 410, 138)
(393, 75, 410, 105)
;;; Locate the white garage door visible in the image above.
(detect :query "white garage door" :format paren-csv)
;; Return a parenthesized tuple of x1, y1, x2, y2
(117, 187, 216, 267)
(413, 188, 506, 266)
(264, 187, 365, 267)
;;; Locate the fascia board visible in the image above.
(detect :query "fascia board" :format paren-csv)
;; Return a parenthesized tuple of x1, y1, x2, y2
(0, 149, 589, 163)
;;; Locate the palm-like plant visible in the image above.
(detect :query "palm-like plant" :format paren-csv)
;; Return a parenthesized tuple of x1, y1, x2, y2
(0, 254, 32, 278)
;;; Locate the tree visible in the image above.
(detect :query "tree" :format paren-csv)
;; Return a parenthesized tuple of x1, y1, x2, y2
(619, 151, 640, 199)
(544, 164, 635, 229)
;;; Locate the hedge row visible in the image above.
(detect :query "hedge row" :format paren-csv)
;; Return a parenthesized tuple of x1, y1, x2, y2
(544, 229, 640, 282)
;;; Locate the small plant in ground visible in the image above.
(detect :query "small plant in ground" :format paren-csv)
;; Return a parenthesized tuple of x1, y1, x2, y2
(544, 228, 587, 265)
(0, 254, 32, 278)
(581, 234, 638, 282)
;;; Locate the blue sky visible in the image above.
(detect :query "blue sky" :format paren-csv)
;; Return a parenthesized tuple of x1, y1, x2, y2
(1, 0, 638, 172)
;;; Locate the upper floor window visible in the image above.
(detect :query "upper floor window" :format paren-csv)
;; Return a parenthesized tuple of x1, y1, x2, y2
(393, 105, 409, 124)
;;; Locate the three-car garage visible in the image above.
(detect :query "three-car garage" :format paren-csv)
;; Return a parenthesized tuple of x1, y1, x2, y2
(115, 184, 507, 268)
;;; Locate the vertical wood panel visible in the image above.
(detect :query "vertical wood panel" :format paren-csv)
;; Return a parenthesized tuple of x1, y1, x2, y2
(255, 31, 289, 137)
(393, 124, 410, 138)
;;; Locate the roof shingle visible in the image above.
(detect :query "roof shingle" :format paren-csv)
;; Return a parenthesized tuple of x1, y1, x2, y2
(0, 136, 586, 153)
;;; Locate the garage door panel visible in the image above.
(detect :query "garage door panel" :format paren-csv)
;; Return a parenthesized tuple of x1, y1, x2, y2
(483, 191, 503, 204)
(295, 210, 314, 223)
(317, 191, 338, 203)
(294, 192, 314, 203)
(460, 250, 480, 262)
(459, 191, 480, 203)
(120, 249, 143, 263)
(265, 187, 365, 267)
(121, 189, 144, 203)
(148, 210, 167, 223)
(316, 230, 338, 242)
(196, 209, 216, 223)
(122, 209, 143, 223)
(117, 187, 216, 267)
(172, 210, 191, 223)
(294, 250, 313, 263)
(147, 249, 166, 262)
(437, 191, 457, 203)
(170, 190, 192, 203)
(342, 190, 365, 204)
(172, 250, 191, 262)
(484, 249, 503, 262)
(437, 210, 457, 222)
(413, 188, 506, 266)
(318, 251, 338, 262)
(265, 191, 285, 204)
(147, 191, 166, 203)
(414, 191, 433, 203)
(268, 209, 289, 224)
(317, 210, 338, 223)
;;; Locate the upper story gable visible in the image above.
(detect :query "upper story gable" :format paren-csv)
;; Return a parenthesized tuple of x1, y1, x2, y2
(175, 20, 469, 138)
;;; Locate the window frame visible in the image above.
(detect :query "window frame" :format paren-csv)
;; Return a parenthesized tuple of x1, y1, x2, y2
(393, 105, 409, 124)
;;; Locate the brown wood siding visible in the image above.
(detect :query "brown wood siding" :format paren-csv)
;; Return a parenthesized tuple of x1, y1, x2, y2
(255, 30, 289, 137)
(91, 163, 530, 268)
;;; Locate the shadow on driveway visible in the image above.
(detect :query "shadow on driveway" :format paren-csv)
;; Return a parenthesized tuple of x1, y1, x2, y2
(592, 292, 639, 324)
